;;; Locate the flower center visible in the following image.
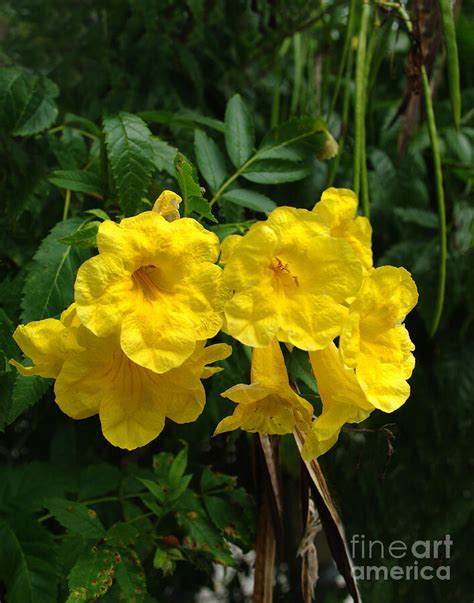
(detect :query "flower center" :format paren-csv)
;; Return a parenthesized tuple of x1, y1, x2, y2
(270, 256, 299, 288)
(132, 265, 164, 301)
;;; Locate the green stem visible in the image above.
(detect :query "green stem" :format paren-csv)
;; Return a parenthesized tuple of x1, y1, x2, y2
(62, 189, 71, 221)
(376, 0, 446, 334)
(290, 33, 304, 117)
(48, 124, 97, 141)
(422, 67, 447, 336)
(353, 0, 370, 210)
(327, 0, 356, 122)
(37, 491, 149, 523)
(326, 34, 355, 188)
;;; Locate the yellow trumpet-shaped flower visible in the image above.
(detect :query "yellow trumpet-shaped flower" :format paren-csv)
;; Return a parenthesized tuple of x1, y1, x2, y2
(152, 189, 182, 222)
(302, 344, 373, 460)
(12, 306, 232, 450)
(214, 338, 313, 436)
(339, 266, 418, 412)
(10, 305, 81, 378)
(312, 187, 373, 271)
(222, 206, 363, 349)
(74, 211, 226, 374)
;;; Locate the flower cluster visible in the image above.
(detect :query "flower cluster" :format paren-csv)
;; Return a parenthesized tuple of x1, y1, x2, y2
(12, 187, 418, 458)
(216, 187, 418, 458)
(12, 191, 231, 449)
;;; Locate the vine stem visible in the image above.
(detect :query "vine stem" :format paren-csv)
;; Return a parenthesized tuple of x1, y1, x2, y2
(62, 189, 71, 221)
(422, 66, 447, 336)
(376, 0, 447, 335)
(353, 0, 370, 217)
(37, 491, 148, 523)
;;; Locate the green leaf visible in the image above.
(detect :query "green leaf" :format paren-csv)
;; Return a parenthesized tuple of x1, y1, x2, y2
(59, 221, 101, 248)
(138, 478, 166, 503)
(174, 152, 203, 206)
(44, 498, 106, 539)
(221, 188, 276, 213)
(20, 218, 91, 323)
(103, 112, 154, 216)
(200, 467, 237, 494)
(153, 544, 183, 575)
(175, 491, 233, 565)
(0, 68, 59, 136)
(168, 475, 193, 502)
(224, 94, 255, 168)
(85, 208, 110, 221)
(115, 549, 146, 603)
(49, 170, 103, 196)
(139, 110, 224, 133)
(0, 515, 58, 603)
(78, 463, 122, 500)
(7, 374, 51, 425)
(66, 544, 117, 603)
(64, 113, 101, 137)
(187, 196, 217, 223)
(104, 523, 140, 548)
(168, 447, 188, 486)
(393, 208, 439, 230)
(194, 129, 228, 194)
(151, 138, 177, 177)
(258, 116, 338, 161)
(242, 158, 312, 184)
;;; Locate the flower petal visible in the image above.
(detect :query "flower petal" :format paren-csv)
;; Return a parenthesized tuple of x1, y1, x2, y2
(12, 318, 74, 378)
(75, 253, 134, 337)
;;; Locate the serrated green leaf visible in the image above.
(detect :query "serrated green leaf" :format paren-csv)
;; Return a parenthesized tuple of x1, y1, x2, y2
(59, 221, 100, 248)
(138, 478, 166, 503)
(168, 475, 193, 502)
(224, 94, 255, 168)
(200, 467, 237, 494)
(115, 549, 146, 603)
(221, 188, 276, 213)
(139, 110, 224, 133)
(0, 462, 77, 512)
(44, 498, 106, 539)
(0, 68, 59, 136)
(0, 515, 58, 603)
(188, 196, 217, 222)
(103, 112, 154, 216)
(168, 447, 188, 486)
(49, 170, 103, 196)
(104, 523, 140, 548)
(194, 129, 228, 194)
(151, 138, 177, 177)
(78, 463, 122, 500)
(85, 209, 110, 221)
(242, 158, 312, 184)
(66, 544, 117, 603)
(7, 373, 51, 425)
(175, 491, 233, 565)
(20, 218, 91, 323)
(174, 153, 203, 206)
(393, 208, 439, 229)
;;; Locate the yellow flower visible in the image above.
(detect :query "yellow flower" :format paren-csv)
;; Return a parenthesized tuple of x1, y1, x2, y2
(214, 338, 313, 436)
(312, 187, 373, 270)
(152, 189, 182, 222)
(339, 266, 418, 412)
(302, 344, 373, 460)
(222, 206, 363, 349)
(12, 306, 231, 450)
(10, 305, 80, 378)
(74, 211, 225, 374)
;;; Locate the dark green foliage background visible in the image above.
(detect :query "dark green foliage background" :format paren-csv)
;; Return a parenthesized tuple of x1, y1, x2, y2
(0, 1, 473, 601)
